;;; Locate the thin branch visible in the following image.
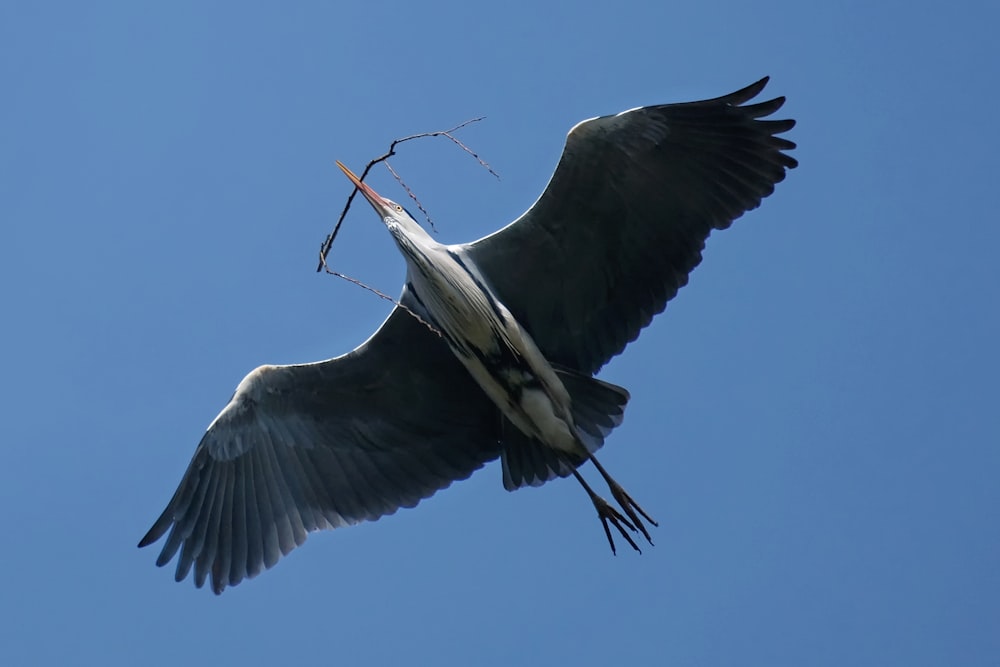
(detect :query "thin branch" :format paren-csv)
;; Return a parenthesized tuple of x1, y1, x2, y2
(316, 117, 499, 272)
(319, 264, 443, 338)
(383, 160, 436, 233)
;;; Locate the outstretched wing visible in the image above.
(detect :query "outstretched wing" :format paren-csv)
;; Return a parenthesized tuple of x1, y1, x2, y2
(139, 297, 501, 594)
(466, 77, 798, 374)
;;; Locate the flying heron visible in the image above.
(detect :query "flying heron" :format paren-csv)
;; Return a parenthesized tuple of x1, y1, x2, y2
(139, 77, 797, 594)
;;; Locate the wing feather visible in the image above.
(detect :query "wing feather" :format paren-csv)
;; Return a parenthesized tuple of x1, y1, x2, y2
(228, 454, 249, 587)
(139, 299, 502, 593)
(465, 77, 797, 373)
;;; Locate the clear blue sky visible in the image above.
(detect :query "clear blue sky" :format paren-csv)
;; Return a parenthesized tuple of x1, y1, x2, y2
(2, 1, 997, 665)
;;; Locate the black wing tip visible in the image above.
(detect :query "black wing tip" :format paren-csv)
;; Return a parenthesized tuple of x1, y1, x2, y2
(137, 514, 171, 549)
(721, 76, 771, 106)
(743, 75, 770, 98)
(146, 526, 272, 594)
(674, 76, 792, 120)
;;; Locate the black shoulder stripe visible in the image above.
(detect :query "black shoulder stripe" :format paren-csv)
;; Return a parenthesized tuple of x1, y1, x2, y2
(406, 282, 427, 311)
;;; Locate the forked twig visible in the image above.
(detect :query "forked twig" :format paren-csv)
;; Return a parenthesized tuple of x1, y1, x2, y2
(316, 117, 498, 335)
(316, 117, 498, 272)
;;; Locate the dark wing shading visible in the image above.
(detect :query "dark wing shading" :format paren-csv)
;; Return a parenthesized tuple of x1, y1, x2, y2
(138, 297, 501, 594)
(465, 77, 797, 374)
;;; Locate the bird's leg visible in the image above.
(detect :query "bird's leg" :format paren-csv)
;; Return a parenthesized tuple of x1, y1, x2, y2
(588, 455, 658, 547)
(572, 470, 641, 555)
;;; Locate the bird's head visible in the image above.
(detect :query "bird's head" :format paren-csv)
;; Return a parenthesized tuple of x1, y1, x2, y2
(336, 161, 427, 241)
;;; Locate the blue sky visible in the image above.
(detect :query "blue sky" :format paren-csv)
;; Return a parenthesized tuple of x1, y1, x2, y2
(2, 1, 998, 665)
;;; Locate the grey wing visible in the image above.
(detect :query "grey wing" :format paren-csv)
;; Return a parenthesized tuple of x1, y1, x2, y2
(465, 77, 797, 374)
(138, 296, 501, 594)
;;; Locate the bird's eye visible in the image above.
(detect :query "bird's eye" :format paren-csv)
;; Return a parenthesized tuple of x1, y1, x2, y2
(394, 204, 403, 212)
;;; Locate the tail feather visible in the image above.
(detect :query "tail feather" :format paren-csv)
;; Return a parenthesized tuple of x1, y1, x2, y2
(500, 425, 576, 490)
(500, 369, 630, 491)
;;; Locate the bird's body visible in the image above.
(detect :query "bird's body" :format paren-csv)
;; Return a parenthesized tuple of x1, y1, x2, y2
(388, 219, 589, 459)
(140, 78, 798, 594)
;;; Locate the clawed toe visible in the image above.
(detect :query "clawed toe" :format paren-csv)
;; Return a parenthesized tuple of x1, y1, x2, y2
(593, 493, 641, 555)
(608, 481, 657, 546)
(584, 455, 658, 551)
(573, 470, 646, 555)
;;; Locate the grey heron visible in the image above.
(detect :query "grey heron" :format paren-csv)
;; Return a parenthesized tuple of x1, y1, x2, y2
(139, 77, 797, 594)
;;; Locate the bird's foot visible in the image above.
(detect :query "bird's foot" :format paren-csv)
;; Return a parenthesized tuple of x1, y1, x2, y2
(587, 454, 658, 548)
(606, 479, 658, 547)
(591, 492, 643, 555)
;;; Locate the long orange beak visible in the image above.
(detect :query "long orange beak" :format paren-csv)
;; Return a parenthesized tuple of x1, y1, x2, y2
(336, 161, 391, 216)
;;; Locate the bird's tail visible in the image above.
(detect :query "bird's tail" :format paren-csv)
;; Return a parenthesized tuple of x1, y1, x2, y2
(500, 369, 630, 490)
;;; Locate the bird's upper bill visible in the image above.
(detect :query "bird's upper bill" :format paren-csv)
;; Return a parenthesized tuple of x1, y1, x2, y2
(336, 161, 392, 218)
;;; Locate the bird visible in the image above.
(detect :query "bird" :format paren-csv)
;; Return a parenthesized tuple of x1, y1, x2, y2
(139, 77, 797, 594)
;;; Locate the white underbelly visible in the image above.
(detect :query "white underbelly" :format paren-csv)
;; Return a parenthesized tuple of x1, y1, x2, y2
(519, 386, 577, 452)
(461, 355, 580, 454)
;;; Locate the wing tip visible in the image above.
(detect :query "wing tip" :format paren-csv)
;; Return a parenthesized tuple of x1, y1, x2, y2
(137, 512, 171, 549)
(724, 76, 771, 105)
